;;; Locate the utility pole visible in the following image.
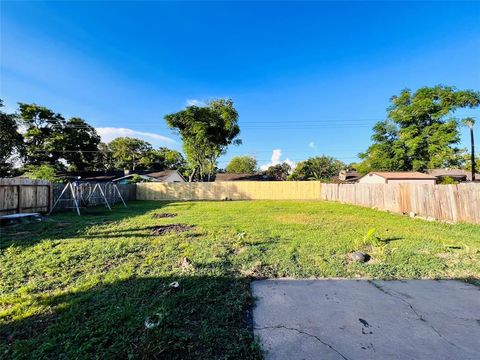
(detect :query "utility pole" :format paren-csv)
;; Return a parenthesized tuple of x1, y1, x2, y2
(463, 118, 476, 182)
(469, 122, 475, 182)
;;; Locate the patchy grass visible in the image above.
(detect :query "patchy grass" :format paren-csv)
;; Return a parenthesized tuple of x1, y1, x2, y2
(1, 200, 479, 359)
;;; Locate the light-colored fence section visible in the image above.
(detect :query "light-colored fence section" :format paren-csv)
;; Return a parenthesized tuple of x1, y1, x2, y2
(137, 181, 322, 201)
(137, 181, 480, 224)
(0, 178, 52, 215)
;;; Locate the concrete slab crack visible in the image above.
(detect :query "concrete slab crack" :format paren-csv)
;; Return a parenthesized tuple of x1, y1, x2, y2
(255, 325, 350, 360)
(368, 280, 461, 350)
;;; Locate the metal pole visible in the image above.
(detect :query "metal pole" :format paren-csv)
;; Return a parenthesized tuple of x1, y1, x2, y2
(70, 182, 81, 216)
(97, 183, 112, 211)
(48, 182, 69, 216)
(470, 125, 476, 182)
(113, 183, 128, 208)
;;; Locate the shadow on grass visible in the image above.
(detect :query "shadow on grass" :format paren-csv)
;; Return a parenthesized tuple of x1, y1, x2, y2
(0, 201, 175, 249)
(0, 275, 261, 360)
(379, 237, 404, 244)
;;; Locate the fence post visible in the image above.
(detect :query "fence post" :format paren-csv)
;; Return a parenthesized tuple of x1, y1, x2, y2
(48, 183, 53, 213)
(17, 184, 22, 213)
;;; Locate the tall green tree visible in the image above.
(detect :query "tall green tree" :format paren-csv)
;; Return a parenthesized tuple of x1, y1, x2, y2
(23, 164, 60, 182)
(289, 156, 345, 181)
(226, 156, 257, 173)
(158, 147, 185, 170)
(140, 147, 186, 171)
(17, 103, 104, 172)
(92, 142, 115, 172)
(165, 99, 241, 181)
(264, 163, 291, 181)
(0, 100, 23, 176)
(109, 137, 152, 171)
(359, 86, 480, 172)
(60, 118, 101, 172)
(18, 103, 65, 168)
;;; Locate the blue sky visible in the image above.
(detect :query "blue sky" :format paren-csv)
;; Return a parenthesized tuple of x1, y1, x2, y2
(1, 1, 479, 169)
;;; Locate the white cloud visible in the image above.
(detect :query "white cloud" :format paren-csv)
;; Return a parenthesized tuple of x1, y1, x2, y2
(96, 127, 176, 145)
(270, 149, 282, 164)
(186, 99, 205, 106)
(260, 149, 295, 171)
(308, 141, 317, 150)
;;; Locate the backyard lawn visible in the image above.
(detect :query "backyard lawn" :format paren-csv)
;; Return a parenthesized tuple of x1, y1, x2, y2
(1, 200, 479, 359)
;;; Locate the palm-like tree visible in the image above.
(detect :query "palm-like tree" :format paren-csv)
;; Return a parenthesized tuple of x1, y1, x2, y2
(462, 117, 476, 181)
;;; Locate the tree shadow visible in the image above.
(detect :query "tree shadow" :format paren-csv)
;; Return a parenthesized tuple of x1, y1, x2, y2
(378, 236, 404, 244)
(0, 201, 174, 249)
(0, 275, 261, 360)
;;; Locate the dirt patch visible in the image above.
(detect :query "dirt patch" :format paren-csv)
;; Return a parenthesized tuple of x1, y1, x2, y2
(152, 213, 178, 219)
(151, 224, 195, 236)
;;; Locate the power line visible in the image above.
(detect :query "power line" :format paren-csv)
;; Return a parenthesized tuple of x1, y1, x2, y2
(27, 149, 363, 155)
(33, 118, 478, 130)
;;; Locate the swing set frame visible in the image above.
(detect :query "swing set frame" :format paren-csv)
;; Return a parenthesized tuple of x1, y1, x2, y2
(48, 180, 127, 216)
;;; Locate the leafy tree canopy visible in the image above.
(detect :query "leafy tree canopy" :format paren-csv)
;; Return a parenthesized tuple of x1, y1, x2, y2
(1, 101, 187, 176)
(165, 99, 241, 181)
(23, 164, 61, 182)
(359, 86, 480, 172)
(60, 118, 101, 172)
(140, 147, 186, 171)
(264, 162, 291, 181)
(226, 156, 257, 174)
(109, 137, 152, 171)
(18, 103, 66, 168)
(0, 100, 23, 176)
(17, 103, 102, 172)
(92, 142, 115, 172)
(289, 156, 345, 181)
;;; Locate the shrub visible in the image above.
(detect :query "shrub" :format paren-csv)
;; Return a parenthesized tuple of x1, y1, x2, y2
(439, 176, 459, 185)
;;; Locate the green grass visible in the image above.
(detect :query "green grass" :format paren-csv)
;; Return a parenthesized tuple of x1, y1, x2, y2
(1, 200, 479, 359)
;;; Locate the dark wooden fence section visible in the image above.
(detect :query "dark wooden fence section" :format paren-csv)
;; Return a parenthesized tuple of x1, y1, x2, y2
(320, 183, 480, 224)
(0, 179, 52, 215)
(0, 179, 136, 215)
(51, 183, 136, 213)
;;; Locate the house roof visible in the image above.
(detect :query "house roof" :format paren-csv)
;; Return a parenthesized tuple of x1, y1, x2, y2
(338, 170, 361, 182)
(215, 173, 270, 182)
(145, 170, 185, 181)
(369, 172, 437, 180)
(57, 171, 126, 182)
(113, 170, 185, 182)
(428, 169, 479, 181)
(112, 174, 151, 182)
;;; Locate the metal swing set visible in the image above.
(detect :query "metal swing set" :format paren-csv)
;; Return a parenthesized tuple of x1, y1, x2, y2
(48, 178, 127, 216)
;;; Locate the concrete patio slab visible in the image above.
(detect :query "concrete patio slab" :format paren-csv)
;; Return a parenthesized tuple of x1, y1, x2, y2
(252, 280, 480, 360)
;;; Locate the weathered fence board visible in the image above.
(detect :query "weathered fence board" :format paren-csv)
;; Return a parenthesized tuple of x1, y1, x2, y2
(0, 179, 136, 215)
(137, 182, 480, 224)
(0, 179, 51, 215)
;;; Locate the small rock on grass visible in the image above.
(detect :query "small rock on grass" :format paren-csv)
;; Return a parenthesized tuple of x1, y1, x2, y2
(348, 252, 371, 263)
(169, 281, 180, 290)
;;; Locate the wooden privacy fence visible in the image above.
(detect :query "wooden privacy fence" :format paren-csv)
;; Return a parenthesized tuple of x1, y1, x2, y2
(0, 179, 136, 215)
(137, 181, 322, 201)
(320, 183, 480, 224)
(0, 178, 52, 215)
(137, 182, 480, 224)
